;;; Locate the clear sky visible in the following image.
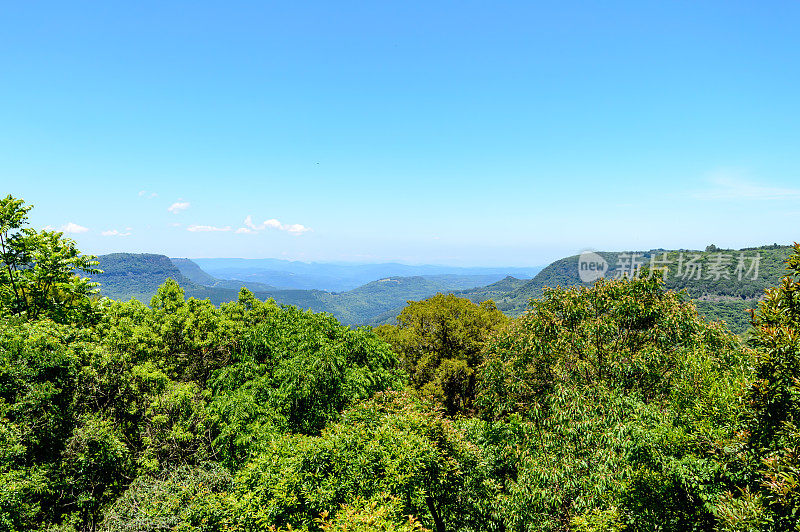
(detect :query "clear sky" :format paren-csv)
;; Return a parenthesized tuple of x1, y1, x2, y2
(2, 1, 800, 266)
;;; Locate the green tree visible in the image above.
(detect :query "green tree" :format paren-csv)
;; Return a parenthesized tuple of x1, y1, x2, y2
(476, 276, 751, 530)
(376, 294, 507, 416)
(719, 242, 800, 530)
(0, 195, 100, 323)
(232, 391, 499, 532)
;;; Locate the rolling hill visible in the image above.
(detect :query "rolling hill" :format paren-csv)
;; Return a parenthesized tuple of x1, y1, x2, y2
(171, 257, 277, 292)
(90, 245, 793, 333)
(90, 254, 529, 325)
(90, 253, 196, 302)
(447, 244, 794, 333)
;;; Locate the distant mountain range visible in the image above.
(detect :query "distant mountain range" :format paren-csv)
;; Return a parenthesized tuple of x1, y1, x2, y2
(190, 257, 542, 292)
(90, 244, 794, 333)
(90, 254, 540, 325)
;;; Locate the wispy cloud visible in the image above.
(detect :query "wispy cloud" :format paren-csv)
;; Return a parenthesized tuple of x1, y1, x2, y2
(693, 173, 800, 200)
(187, 224, 231, 232)
(58, 222, 89, 234)
(168, 201, 190, 214)
(101, 229, 132, 237)
(238, 214, 312, 235)
(139, 190, 158, 198)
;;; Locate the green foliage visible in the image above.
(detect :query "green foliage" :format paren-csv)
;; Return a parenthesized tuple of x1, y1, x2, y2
(0, 273, 403, 530)
(0, 195, 100, 324)
(208, 303, 404, 465)
(376, 294, 507, 415)
(233, 391, 499, 532)
(723, 242, 800, 530)
(9, 194, 800, 532)
(570, 506, 625, 532)
(478, 276, 744, 418)
(100, 463, 237, 532)
(0, 320, 73, 529)
(476, 276, 752, 530)
(693, 299, 759, 335)
(314, 494, 430, 532)
(61, 415, 129, 528)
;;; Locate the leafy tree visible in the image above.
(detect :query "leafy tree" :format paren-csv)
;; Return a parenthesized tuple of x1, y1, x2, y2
(61, 415, 129, 530)
(476, 276, 752, 530)
(376, 294, 507, 415)
(100, 463, 237, 532)
(208, 304, 405, 464)
(313, 495, 430, 532)
(0, 195, 100, 323)
(477, 276, 744, 419)
(232, 391, 499, 532)
(718, 243, 800, 530)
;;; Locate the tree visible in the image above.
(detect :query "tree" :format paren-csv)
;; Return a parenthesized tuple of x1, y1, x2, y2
(475, 276, 752, 530)
(720, 242, 800, 530)
(477, 275, 744, 419)
(232, 391, 499, 532)
(0, 195, 101, 323)
(375, 294, 507, 416)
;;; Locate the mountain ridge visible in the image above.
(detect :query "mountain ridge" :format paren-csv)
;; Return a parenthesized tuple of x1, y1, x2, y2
(90, 245, 795, 333)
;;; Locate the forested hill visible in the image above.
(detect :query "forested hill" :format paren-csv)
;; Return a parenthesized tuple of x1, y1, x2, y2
(169, 257, 219, 285)
(93, 248, 793, 333)
(90, 254, 518, 325)
(91, 254, 196, 302)
(509, 244, 791, 303)
(451, 244, 794, 333)
(92, 254, 318, 308)
(171, 257, 277, 292)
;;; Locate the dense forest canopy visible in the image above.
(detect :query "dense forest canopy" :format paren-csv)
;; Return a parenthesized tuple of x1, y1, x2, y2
(3, 195, 800, 531)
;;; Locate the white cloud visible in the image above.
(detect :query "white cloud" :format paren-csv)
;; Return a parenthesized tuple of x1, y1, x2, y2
(283, 223, 312, 235)
(241, 214, 312, 235)
(235, 227, 256, 234)
(60, 222, 89, 234)
(693, 173, 800, 201)
(139, 190, 158, 198)
(101, 229, 131, 237)
(187, 225, 231, 232)
(168, 201, 190, 214)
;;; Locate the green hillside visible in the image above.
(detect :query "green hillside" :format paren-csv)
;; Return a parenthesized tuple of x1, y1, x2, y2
(457, 244, 794, 334)
(171, 257, 277, 292)
(170, 257, 219, 285)
(93, 247, 792, 333)
(90, 255, 516, 326)
(91, 254, 196, 302)
(453, 275, 529, 305)
(322, 275, 494, 324)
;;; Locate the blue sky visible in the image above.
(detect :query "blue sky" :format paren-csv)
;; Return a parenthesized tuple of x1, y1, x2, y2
(2, 1, 800, 266)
